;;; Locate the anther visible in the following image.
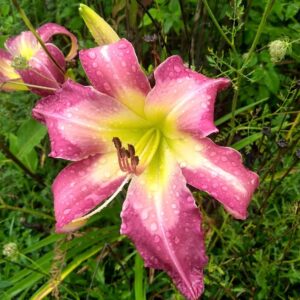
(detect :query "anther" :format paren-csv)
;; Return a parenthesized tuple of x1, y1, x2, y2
(112, 137, 122, 149)
(128, 144, 135, 156)
(112, 137, 139, 174)
(131, 156, 139, 171)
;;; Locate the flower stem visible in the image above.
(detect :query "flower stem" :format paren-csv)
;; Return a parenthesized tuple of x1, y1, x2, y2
(0, 135, 45, 187)
(0, 200, 53, 220)
(202, 0, 237, 53)
(242, 0, 275, 68)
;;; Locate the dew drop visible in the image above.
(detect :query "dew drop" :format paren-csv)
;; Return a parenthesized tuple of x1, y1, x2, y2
(118, 43, 127, 50)
(179, 161, 187, 168)
(92, 62, 98, 68)
(150, 222, 158, 231)
(63, 208, 71, 215)
(88, 51, 96, 59)
(154, 235, 160, 243)
(174, 65, 181, 73)
(141, 210, 148, 220)
(103, 82, 111, 91)
(81, 185, 87, 192)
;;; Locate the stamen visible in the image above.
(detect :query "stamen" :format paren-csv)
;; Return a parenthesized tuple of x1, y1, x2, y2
(112, 137, 122, 149)
(128, 144, 135, 156)
(112, 137, 139, 174)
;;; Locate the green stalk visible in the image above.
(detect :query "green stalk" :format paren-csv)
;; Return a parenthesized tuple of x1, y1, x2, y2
(0, 202, 53, 220)
(134, 253, 146, 300)
(243, 0, 275, 68)
(202, 0, 237, 53)
(31, 244, 105, 300)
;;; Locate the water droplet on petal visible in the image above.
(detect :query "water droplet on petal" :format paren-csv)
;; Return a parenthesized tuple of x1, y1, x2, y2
(174, 65, 181, 73)
(150, 222, 158, 231)
(88, 51, 96, 59)
(141, 210, 148, 220)
(103, 82, 111, 91)
(63, 208, 71, 215)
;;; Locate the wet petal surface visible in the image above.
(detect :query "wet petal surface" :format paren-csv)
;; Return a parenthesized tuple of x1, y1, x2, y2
(121, 142, 207, 300)
(145, 56, 230, 138)
(80, 39, 151, 116)
(168, 135, 259, 219)
(54, 153, 126, 232)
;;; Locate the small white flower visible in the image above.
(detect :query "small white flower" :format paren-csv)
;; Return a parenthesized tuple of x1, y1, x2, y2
(269, 40, 290, 63)
(2, 242, 18, 259)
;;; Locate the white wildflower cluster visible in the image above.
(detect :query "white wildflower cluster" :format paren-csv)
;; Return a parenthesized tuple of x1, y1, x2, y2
(2, 242, 18, 260)
(268, 40, 290, 63)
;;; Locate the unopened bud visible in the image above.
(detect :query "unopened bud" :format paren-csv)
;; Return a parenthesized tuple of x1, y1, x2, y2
(79, 4, 119, 45)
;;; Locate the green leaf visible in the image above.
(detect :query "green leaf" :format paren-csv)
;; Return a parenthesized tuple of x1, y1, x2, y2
(215, 97, 268, 126)
(16, 119, 47, 157)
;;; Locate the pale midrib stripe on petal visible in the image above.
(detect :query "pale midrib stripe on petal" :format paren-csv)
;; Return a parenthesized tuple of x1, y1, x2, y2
(154, 195, 197, 298)
(164, 80, 215, 119)
(196, 157, 247, 195)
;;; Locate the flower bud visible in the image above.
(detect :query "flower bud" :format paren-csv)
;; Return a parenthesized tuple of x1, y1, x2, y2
(79, 4, 119, 45)
(268, 40, 290, 63)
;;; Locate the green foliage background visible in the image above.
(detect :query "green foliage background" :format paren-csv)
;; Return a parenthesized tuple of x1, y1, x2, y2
(0, 0, 299, 299)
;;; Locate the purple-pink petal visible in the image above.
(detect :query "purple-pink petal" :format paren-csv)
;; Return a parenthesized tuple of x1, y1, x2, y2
(17, 44, 65, 96)
(33, 80, 122, 161)
(180, 137, 259, 219)
(53, 153, 126, 232)
(80, 39, 151, 115)
(145, 55, 230, 138)
(120, 149, 207, 300)
(37, 23, 78, 61)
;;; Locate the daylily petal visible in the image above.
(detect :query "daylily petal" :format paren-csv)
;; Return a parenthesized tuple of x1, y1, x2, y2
(17, 43, 65, 96)
(33, 80, 148, 161)
(80, 39, 151, 117)
(37, 23, 78, 61)
(121, 142, 207, 300)
(168, 135, 259, 219)
(53, 153, 125, 232)
(0, 49, 27, 91)
(145, 56, 230, 138)
(5, 31, 40, 60)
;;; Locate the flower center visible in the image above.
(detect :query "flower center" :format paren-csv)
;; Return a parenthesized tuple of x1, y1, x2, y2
(113, 128, 161, 175)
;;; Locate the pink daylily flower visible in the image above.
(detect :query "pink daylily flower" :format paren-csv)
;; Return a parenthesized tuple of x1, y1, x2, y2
(0, 23, 77, 95)
(33, 39, 259, 299)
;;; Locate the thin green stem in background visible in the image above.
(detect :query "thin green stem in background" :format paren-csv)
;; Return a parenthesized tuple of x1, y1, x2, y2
(0, 202, 53, 220)
(202, 0, 237, 54)
(243, 0, 276, 68)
